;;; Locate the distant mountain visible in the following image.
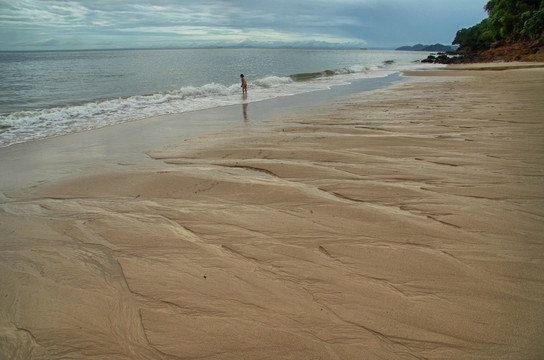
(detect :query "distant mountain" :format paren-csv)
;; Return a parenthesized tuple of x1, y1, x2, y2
(396, 43, 457, 52)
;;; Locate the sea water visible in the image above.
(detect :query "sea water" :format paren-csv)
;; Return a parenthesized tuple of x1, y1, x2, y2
(0, 48, 440, 147)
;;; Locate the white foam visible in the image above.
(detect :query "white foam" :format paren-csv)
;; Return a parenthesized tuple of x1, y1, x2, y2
(252, 76, 293, 88)
(0, 60, 443, 147)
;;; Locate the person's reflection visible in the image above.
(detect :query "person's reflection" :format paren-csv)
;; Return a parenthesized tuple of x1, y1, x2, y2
(242, 94, 248, 121)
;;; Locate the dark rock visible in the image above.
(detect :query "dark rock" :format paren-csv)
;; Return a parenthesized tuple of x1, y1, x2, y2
(398, 43, 457, 52)
(421, 53, 466, 64)
(421, 55, 436, 63)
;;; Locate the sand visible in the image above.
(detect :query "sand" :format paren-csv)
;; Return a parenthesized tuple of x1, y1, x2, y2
(1, 66, 544, 359)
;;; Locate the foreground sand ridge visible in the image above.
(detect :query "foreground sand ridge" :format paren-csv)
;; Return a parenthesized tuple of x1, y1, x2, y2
(1, 67, 543, 359)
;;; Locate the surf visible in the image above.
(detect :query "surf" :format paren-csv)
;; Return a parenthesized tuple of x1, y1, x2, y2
(0, 50, 442, 147)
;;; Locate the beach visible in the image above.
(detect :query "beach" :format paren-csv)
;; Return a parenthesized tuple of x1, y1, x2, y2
(1, 65, 543, 359)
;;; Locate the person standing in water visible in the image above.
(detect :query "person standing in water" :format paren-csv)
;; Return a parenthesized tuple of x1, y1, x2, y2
(240, 74, 247, 94)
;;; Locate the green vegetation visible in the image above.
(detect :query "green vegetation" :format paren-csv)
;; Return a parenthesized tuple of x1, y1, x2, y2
(453, 0, 544, 52)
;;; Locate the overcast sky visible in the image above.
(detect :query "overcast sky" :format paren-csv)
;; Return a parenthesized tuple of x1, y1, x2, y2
(0, 0, 489, 51)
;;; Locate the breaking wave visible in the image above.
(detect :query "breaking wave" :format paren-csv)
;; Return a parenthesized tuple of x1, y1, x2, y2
(0, 59, 437, 147)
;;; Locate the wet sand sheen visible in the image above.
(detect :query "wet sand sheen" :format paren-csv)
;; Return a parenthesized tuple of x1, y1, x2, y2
(1, 65, 544, 359)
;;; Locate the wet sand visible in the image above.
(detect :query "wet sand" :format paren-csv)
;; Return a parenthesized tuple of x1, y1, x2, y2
(1, 65, 544, 359)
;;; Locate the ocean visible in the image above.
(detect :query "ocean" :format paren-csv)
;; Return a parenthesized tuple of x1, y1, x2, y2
(0, 48, 439, 147)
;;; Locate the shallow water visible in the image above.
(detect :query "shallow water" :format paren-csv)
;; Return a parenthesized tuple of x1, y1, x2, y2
(0, 48, 439, 147)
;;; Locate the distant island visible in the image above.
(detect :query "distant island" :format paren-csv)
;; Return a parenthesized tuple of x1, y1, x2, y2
(396, 44, 457, 52)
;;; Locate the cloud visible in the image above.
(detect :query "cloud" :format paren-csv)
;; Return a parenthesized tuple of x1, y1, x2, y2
(0, 0, 488, 50)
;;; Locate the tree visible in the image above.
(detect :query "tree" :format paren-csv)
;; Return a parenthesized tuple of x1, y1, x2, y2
(453, 19, 495, 52)
(484, 0, 543, 39)
(522, 8, 544, 37)
(453, 0, 544, 51)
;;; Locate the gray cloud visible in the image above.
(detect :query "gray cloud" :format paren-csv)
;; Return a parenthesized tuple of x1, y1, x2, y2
(0, 0, 489, 50)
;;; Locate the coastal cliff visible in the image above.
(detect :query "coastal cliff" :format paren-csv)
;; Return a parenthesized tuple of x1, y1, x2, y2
(423, 0, 544, 64)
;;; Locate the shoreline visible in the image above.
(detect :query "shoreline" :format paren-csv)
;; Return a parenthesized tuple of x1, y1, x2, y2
(1, 65, 543, 359)
(0, 72, 408, 193)
(0, 48, 432, 149)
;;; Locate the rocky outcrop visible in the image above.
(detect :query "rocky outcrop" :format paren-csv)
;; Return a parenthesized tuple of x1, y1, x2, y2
(397, 43, 457, 52)
(422, 39, 544, 64)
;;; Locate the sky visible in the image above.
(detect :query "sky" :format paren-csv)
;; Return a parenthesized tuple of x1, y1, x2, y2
(0, 0, 489, 51)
